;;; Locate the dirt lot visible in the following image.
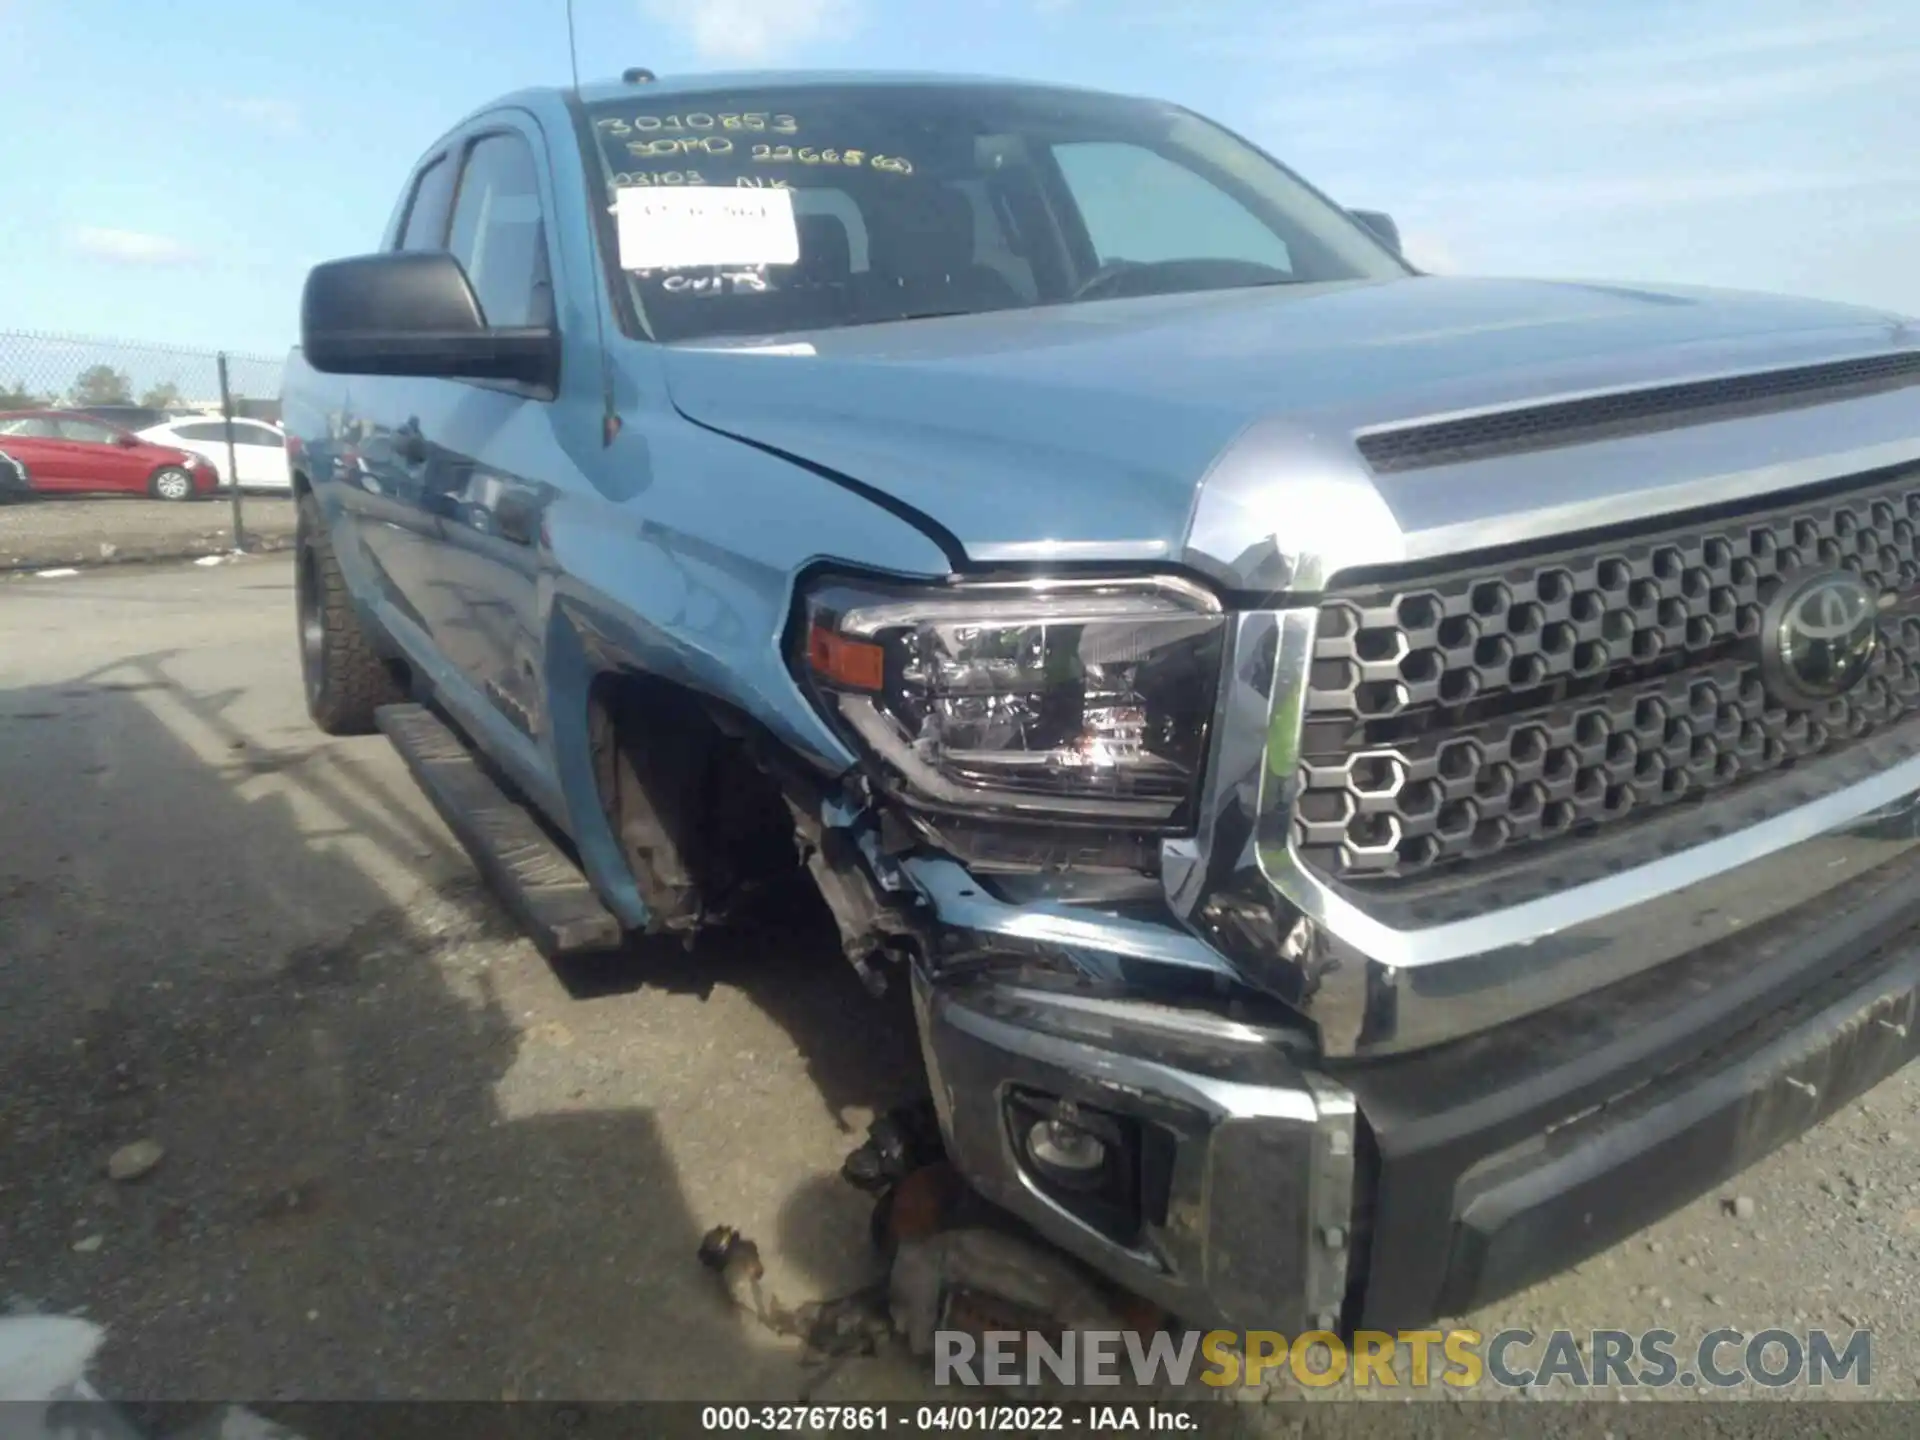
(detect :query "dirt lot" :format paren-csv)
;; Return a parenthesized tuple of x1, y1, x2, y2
(3, 559, 1920, 1416)
(0, 496, 296, 571)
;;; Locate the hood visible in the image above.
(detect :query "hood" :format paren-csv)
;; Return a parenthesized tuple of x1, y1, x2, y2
(657, 276, 1914, 567)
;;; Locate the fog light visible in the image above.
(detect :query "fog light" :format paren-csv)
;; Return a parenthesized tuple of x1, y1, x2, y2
(1028, 1120, 1105, 1177)
(1024, 1102, 1107, 1190)
(1006, 1089, 1158, 1245)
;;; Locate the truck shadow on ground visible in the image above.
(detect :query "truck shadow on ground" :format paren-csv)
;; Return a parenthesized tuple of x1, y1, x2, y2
(549, 885, 926, 1135)
(0, 653, 930, 1403)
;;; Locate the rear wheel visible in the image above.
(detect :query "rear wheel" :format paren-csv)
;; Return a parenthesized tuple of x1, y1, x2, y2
(296, 492, 405, 734)
(0, 450, 28, 502)
(149, 465, 195, 501)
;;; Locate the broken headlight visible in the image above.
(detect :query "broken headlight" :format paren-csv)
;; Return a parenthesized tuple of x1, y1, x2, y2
(796, 576, 1226, 827)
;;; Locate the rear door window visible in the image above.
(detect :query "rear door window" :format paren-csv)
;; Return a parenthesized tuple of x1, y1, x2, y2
(54, 419, 119, 444)
(236, 422, 284, 447)
(0, 417, 60, 438)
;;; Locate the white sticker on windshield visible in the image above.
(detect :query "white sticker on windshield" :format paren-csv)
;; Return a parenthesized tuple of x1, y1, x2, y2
(613, 185, 799, 272)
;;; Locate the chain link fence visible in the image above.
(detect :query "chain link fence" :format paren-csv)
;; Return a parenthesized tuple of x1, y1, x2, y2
(0, 331, 293, 571)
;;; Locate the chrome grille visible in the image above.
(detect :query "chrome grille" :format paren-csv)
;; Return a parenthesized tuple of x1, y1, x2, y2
(1294, 466, 1920, 882)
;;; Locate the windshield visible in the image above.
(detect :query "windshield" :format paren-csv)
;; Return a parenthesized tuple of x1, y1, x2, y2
(582, 82, 1408, 344)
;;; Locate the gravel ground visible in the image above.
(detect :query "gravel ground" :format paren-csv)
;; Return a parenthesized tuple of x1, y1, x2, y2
(0, 497, 295, 571)
(3, 559, 1919, 1426)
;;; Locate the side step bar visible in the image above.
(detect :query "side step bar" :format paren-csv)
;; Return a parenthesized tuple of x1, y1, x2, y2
(376, 703, 624, 958)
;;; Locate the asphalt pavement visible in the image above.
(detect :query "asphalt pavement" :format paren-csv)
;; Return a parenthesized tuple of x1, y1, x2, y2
(3, 558, 1919, 1416)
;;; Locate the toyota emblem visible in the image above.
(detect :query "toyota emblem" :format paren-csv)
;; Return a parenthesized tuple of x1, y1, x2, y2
(1759, 569, 1881, 708)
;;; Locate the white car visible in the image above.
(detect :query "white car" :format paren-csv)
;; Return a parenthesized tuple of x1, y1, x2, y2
(135, 416, 290, 491)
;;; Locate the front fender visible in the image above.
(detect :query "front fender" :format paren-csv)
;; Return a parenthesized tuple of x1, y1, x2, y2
(538, 414, 954, 928)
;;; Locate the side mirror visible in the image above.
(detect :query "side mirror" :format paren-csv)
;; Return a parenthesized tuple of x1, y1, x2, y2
(300, 251, 558, 387)
(1350, 209, 1403, 257)
(113, 432, 139, 448)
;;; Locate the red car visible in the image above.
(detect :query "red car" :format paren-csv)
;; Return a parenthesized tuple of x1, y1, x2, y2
(0, 410, 219, 500)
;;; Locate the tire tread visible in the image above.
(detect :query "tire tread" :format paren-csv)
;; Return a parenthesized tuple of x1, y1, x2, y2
(299, 494, 404, 735)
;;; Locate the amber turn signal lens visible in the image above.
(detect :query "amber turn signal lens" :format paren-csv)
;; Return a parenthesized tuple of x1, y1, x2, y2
(807, 623, 886, 690)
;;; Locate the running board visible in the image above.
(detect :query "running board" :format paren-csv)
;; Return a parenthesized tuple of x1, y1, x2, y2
(376, 703, 624, 958)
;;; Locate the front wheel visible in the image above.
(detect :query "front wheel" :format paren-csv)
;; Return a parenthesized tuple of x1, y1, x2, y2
(296, 493, 405, 734)
(149, 466, 196, 501)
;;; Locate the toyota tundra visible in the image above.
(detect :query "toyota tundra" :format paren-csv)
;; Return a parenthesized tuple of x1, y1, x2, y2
(280, 70, 1920, 1335)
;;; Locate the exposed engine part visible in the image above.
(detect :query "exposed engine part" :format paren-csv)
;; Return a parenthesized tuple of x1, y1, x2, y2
(697, 1224, 768, 1314)
(696, 1225, 893, 1364)
(888, 1228, 1129, 1360)
(841, 1101, 948, 1196)
(785, 798, 925, 994)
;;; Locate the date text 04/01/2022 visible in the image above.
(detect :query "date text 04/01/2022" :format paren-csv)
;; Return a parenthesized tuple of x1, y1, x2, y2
(698, 1405, 1193, 1432)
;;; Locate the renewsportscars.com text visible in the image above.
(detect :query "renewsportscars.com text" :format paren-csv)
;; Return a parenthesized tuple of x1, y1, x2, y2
(934, 1327, 1872, 1390)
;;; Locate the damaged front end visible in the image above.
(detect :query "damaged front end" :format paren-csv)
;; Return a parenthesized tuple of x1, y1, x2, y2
(778, 573, 1362, 1335)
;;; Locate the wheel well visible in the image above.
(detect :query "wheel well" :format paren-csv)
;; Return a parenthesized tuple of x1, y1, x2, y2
(586, 671, 806, 934)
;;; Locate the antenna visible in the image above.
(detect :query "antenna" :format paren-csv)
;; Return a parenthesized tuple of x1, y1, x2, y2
(565, 0, 621, 445)
(565, 0, 583, 94)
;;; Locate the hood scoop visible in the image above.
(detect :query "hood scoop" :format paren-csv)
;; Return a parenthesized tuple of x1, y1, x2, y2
(1356, 350, 1920, 474)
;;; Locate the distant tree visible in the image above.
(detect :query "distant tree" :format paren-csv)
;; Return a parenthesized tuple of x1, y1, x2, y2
(138, 380, 184, 410)
(68, 364, 134, 407)
(0, 379, 46, 409)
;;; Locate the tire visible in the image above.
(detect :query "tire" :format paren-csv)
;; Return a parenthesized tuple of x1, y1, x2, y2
(296, 492, 406, 734)
(149, 465, 195, 501)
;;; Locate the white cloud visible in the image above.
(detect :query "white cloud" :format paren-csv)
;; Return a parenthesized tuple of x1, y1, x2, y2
(1566, 52, 1920, 124)
(1411, 164, 1920, 217)
(1399, 231, 1459, 274)
(638, 0, 857, 62)
(1560, 13, 1901, 69)
(70, 228, 200, 266)
(220, 97, 302, 136)
(1195, 0, 1546, 65)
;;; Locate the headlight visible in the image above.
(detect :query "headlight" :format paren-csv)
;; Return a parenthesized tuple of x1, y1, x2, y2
(795, 576, 1226, 826)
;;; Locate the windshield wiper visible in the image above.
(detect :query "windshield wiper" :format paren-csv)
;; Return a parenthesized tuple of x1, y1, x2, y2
(824, 309, 984, 331)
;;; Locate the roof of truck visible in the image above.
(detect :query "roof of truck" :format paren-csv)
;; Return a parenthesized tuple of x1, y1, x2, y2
(567, 70, 1119, 106)
(431, 71, 1157, 170)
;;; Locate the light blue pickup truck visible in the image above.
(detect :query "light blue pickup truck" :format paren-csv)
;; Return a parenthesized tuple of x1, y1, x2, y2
(281, 68, 1920, 1336)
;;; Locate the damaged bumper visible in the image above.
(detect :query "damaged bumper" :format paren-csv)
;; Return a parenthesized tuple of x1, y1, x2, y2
(904, 844, 1920, 1332)
(910, 960, 1357, 1336)
(820, 555, 1920, 1331)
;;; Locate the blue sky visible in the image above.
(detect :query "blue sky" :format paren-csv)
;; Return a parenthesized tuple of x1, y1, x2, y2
(1, 0, 1915, 357)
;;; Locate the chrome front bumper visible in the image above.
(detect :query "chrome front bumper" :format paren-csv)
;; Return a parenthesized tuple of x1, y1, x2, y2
(1163, 608, 1920, 1057)
(898, 334, 1920, 1326)
(907, 830, 1920, 1333)
(910, 966, 1357, 1335)
(897, 606, 1920, 1330)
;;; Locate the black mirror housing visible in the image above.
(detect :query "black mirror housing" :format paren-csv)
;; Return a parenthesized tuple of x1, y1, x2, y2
(1350, 209, 1403, 257)
(300, 251, 558, 387)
